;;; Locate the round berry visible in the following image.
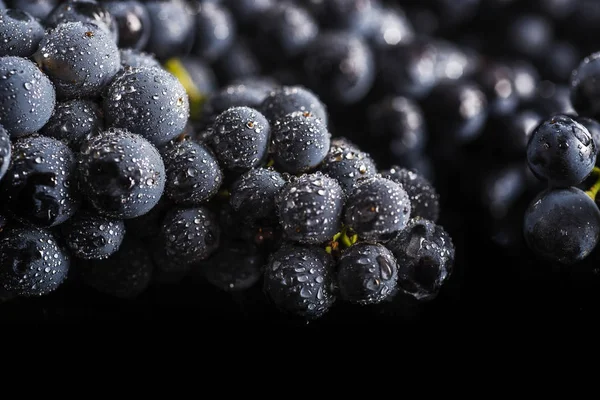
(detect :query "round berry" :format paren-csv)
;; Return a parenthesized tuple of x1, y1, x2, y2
(160, 138, 222, 205)
(385, 218, 455, 301)
(225, 0, 273, 24)
(382, 166, 440, 222)
(337, 242, 398, 305)
(0, 56, 55, 138)
(260, 85, 328, 126)
(361, 5, 414, 48)
(264, 244, 336, 319)
(507, 13, 553, 59)
(104, 67, 189, 146)
(200, 83, 272, 132)
(0, 226, 69, 297)
(33, 21, 120, 99)
(39, 99, 103, 150)
(78, 128, 166, 219)
(527, 114, 596, 187)
(571, 52, 600, 120)
(524, 187, 600, 265)
(45, 0, 118, 42)
(0, 9, 44, 57)
(305, 0, 374, 30)
(319, 137, 377, 195)
(61, 211, 126, 260)
(254, 1, 319, 61)
(209, 106, 270, 172)
(213, 40, 261, 83)
(102, 1, 151, 50)
(344, 177, 411, 240)
(475, 62, 519, 117)
(423, 80, 488, 142)
(144, 0, 195, 60)
(230, 167, 286, 224)
(160, 206, 220, 266)
(366, 96, 427, 163)
(192, 2, 236, 62)
(303, 31, 375, 105)
(276, 172, 344, 245)
(378, 39, 439, 99)
(577, 116, 600, 156)
(271, 111, 331, 174)
(1, 135, 79, 227)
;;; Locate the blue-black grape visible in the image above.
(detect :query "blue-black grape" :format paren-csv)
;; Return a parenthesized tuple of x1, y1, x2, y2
(382, 166, 440, 222)
(524, 187, 600, 264)
(39, 99, 103, 150)
(378, 38, 439, 99)
(276, 171, 344, 244)
(361, 5, 414, 49)
(570, 52, 600, 120)
(200, 83, 273, 133)
(576, 116, 600, 156)
(264, 244, 336, 319)
(61, 211, 126, 260)
(192, 1, 236, 62)
(101, 1, 151, 50)
(160, 138, 222, 205)
(0, 8, 44, 57)
(542, 40, 580, 83)
(209, 106, 270, 172)
(512, 60, 539, 103)
(475, 62, 519, 117)
(303, 0, 374, 31)
(506, 13, 553, 59)
(366, 95, 427, 163)
(212, 40, 261, 83)
(271, 111, 331, 174)
(527, 114, 596, 187)
(77, 128, 165, 219)
(0, 56, 55, 138)
(423, 80, 488, 142)
(319, 137, 377, 195)
(385, 217, 454, 301)
(302, 31, 375, 105)
(260, 85, 328, 127)
(229, 167, 286, 224)
(103, 66, 189, 146)
(254, 1, 318, 62)
(0, 226, 69, 297)
(344, 177, 411, 240)
(144, 0, 195, 60)
(337, 242, 398, 305)
(160, 206, 220, 266)
(33, 21, 120, 99)
(45, 0, 118, 42)
(1, 134, 79, 227)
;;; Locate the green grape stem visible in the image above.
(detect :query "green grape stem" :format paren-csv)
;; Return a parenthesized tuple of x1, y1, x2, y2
(586, 166, 600, 200)
(325, 225, 358, 254)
